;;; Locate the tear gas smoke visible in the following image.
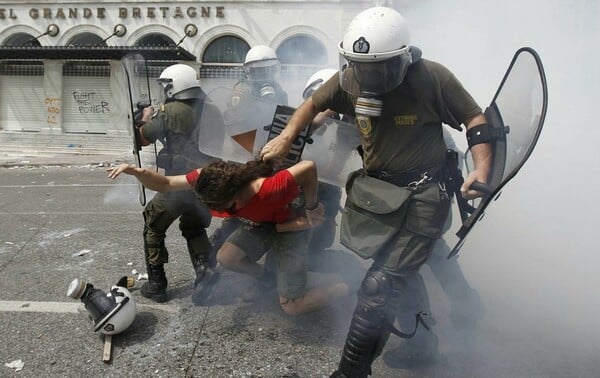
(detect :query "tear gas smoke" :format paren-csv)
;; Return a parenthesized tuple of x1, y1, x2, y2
(395, 0, 600, 376)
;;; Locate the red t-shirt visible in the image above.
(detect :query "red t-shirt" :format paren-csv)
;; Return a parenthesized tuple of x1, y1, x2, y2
(186, 169, 300, 223)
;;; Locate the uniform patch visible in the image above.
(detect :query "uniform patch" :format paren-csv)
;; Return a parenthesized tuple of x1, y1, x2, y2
(395, 114, 418, 126)
(231, 96, 240, 107)
(356, 115, 372, 137)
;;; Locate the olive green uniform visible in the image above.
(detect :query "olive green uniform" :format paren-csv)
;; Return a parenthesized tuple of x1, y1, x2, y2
(313, 59, 481, 273)
(315, 59, 482, 377)
(141, 100, 219, 271)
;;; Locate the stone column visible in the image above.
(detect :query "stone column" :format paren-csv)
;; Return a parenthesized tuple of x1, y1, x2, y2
(42, 60, 64, 134)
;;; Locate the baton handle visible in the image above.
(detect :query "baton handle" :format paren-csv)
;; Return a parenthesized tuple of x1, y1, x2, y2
(470, 181, 492, 195)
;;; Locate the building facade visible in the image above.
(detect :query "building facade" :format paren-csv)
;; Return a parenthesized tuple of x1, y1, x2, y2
(0, 0, 404, 137)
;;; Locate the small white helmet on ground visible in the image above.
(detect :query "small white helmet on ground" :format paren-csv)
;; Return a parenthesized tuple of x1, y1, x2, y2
(157, 64, 203, 101)
(303, 68, 338, 100)
(338, 6, 413, 96)
(243, 45, 280, 82)
(67, 278, 136, 335)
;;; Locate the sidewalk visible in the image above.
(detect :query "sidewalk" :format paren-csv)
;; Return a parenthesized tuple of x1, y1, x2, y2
(0, 130, 154, 167)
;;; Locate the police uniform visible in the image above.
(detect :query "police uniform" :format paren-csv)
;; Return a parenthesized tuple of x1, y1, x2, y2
(141, 99, 221, 303)
(314, 59, 482, 376)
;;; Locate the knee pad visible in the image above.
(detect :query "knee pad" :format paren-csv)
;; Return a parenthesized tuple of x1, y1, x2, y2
(358, 269, 393, 305)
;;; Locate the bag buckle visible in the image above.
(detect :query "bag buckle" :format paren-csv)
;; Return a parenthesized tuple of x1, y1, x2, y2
(407, 172, 432, 191)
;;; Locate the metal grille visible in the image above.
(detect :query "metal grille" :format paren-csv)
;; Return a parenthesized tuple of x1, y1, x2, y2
(145, 62, 173, 78)
(199, 64, 326, 81)
(63, 62, 110, 77)
(0, 62, 43, 76)
(200, 65, 245, 80)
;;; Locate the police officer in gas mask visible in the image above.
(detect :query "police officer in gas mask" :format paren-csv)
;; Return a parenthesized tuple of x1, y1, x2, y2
(261, 7, 492, 377)
(210, 45, 289, 261)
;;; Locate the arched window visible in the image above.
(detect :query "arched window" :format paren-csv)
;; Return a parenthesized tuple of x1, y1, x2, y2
(276, 35, 327, 65)
(202, 36, 250, 64)
(67, 32, 105, 47)
(200, 36, 249, 83)
(3, 32, 40, 47)
(135, 33, 176, 47)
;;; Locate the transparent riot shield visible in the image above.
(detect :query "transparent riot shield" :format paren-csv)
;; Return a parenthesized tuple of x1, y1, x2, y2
(198, 90, 279, 162)
(198, 103, 362, 187)
(299, 116, 362, 186)
(449, 47, 548, 257)
(121, 54, 153, 206)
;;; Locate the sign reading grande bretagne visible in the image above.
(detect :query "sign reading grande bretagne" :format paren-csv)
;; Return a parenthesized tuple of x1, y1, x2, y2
(0, 6, 225, 20)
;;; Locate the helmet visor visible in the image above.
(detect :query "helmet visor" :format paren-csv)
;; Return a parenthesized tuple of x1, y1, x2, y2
(244, 62, 280, 82)
(339, 53, 412, 96)
(156, 77, 173, 103)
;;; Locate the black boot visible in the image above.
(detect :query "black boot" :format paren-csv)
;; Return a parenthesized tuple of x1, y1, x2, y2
(141, 264, 168, 303)
(191, 260, 220, 305)
(187, 236, 220, 305)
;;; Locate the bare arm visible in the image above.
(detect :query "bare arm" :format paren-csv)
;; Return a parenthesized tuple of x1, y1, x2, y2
(461, 113, 493, 199)
(107, 163, 196, 192)
(260, 98, 320, 161)
(286, 160, 325, 226)
(310, 109, 338, 132)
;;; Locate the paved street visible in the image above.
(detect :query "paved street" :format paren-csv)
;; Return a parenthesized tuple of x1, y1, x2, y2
(1, 156, 599, 378)
(0, 161, 391, 377)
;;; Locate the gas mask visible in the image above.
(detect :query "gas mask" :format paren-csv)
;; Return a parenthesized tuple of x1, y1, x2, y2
(67, 278, 136, 335)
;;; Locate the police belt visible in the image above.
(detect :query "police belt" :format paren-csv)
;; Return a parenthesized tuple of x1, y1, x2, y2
(365, 164, 446, 188)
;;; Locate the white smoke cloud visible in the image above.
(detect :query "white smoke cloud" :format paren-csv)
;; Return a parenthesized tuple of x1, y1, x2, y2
(393, 0, 600, 375)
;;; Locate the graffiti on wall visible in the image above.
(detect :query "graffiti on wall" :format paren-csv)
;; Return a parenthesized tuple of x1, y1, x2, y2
(72, 91, 110, 115)
(45, 97, 61, 126)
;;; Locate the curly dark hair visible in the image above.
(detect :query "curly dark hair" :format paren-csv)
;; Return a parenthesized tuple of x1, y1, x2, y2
(195, 159, 275, 210)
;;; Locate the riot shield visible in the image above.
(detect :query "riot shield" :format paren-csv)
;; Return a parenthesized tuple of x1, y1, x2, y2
(197, 92, 276, 163)
(207, 86, 233, 114)
(294, 115, 362, 186)
(198, 103, 362, 186)
(121, 54, 153, 206)
(449, 47, 548, 257)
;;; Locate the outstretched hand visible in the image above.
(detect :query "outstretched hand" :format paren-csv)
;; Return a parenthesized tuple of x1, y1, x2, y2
(107, 163, 140, 180)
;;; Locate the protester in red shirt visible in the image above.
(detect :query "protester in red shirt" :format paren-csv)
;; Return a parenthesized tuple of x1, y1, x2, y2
(108, 159, 350, 315)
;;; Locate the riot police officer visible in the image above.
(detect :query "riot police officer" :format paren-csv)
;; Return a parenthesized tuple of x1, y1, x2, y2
(137, 64, 222, 305)
(261, 7, 492, 377)
(210, 45, 289, 267)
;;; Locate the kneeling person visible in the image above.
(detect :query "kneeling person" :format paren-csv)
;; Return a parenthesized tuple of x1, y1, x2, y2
(108, 159, 350, 314)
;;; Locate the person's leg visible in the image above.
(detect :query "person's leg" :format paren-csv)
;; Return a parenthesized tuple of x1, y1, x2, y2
(208, 217, 242, 260)
(178, 192, 218, 305)
(383, 271, 440, 369)
(333, 183, 449, 377)
(216, 223, 270, 278)
(141, 192, 179, 302)
(217, 242, 264, 277)
(275, 229, 350, 316)
(279, 284, 349, 316)
(426, 239, 484, 326)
